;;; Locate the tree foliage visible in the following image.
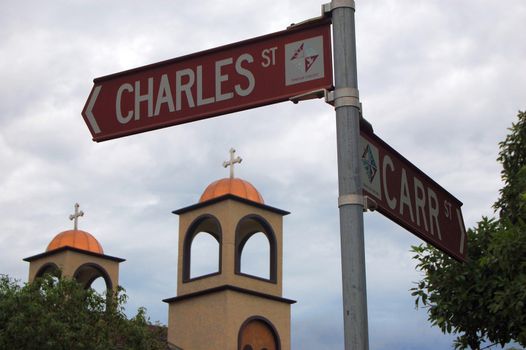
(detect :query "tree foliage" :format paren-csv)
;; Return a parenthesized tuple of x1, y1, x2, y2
(495, 112, 526, 223)
(0, 274, 167, 350)
(411, 111, 526, 350)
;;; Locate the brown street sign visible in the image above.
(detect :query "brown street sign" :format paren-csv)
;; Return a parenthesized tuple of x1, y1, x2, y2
(360, 129, 467, 261)
(82, 20, 333, 142)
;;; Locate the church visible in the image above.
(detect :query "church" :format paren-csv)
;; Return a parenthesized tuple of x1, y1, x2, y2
(23, 149, 295, 350)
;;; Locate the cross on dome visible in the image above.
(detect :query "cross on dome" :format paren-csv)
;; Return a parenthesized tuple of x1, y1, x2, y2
(69, 203, 84, 230)
(223, 148, 242, 179)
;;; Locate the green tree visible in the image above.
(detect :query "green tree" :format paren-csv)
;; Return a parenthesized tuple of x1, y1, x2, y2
(411, 111, 526, 350)
(0, 274, 167, 350)
(495, 112, 526, 223)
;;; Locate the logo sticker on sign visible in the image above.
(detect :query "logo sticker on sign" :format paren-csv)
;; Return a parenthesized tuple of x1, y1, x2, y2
(360, 137, 382, 200)
(285, 36, 325, 86)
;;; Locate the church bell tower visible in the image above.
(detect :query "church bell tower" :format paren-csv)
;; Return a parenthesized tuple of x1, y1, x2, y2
(164, 149, 295, 350)
(24, 203, 124, 293)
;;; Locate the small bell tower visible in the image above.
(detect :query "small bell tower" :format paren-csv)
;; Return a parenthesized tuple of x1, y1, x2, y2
(164, 150, 295, 350)
(24, 203, 125, 293)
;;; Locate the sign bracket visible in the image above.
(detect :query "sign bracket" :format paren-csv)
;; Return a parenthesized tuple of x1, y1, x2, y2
(289, 0, 355, 29)
(289, 89, 328, 104)
(338, 194, 364, 207)
(338, 194, 377, 212)
(322, 0, 356, 14)
(290, 87, 363, 114)
(325, 87, 361, 109)
(287, 15, 328, 29)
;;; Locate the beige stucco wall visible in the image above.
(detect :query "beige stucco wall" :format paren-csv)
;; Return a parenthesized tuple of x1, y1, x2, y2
(28, 249, 120, 291)
(168, 291, 228, 349)
(176, 199, 284, 297)
(167, 289, 291, 350)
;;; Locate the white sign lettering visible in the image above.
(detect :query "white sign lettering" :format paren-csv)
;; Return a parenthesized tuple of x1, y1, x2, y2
(116, 54, 256, 124)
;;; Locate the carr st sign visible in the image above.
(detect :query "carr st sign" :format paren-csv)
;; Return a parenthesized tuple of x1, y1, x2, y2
(82, 20, 332, 142)
(360, 129, 467, 261)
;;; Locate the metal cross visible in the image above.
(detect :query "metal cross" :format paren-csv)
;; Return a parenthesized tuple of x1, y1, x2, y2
(223, 148, 242, 179)
(69, 203, 84, 230)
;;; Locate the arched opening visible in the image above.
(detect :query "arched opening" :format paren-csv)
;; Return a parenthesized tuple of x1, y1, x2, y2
(89, 276, 108, 296)
(34, 262, 62, 286)
(235, 215, 277, 283)
(183, 215, 222, 282)
(238, 316, 280, 350)
(74, 263, 113, 292)
(35, 262, 61, 280)
(240, 232, 270, 280)
(190, 232, 220, 279)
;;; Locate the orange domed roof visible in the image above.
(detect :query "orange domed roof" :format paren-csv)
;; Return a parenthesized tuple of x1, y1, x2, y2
(199, 178, 264, 204)
(46, 229, 104, 254)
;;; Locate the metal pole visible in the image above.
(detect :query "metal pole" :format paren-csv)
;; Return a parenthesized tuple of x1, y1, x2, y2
(329, 0, 369, 349)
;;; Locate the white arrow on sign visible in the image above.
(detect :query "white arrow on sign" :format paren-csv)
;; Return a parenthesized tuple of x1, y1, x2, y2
(85, 85, 101, 134)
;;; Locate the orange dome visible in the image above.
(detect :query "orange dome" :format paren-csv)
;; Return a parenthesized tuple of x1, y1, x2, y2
(199, 178, 264, 204)
(46, 229, 104, 254)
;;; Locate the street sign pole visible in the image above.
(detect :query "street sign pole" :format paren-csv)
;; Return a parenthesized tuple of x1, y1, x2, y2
(327, 0, 369, 349)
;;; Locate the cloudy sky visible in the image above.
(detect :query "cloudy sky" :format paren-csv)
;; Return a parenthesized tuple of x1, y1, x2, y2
(1, 0, 525, 349)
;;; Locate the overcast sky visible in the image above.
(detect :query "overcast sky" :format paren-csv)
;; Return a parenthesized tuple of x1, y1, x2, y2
(1, 1, 525, 349)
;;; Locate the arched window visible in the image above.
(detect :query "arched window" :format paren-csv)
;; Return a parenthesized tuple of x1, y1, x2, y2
(183, 215, 222, 282)
(235, 215, 277, 283)
(74, 263, 113, 292)
(35, 262, 61, 280)
(240, 232, 270, 280)
(89, 276, 108, 296)
(190, 232, 220, 279)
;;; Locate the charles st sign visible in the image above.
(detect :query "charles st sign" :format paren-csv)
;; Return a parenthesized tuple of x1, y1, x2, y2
(82, 20, 332, 142)
(360, 129, 467, 261)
